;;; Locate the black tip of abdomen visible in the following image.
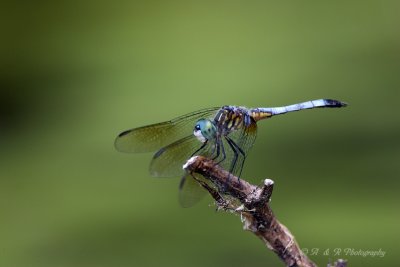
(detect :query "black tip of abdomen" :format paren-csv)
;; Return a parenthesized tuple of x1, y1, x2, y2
(324, 99, 348, 107)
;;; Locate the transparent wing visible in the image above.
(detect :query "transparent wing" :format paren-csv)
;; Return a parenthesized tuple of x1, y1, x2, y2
(149, 135, 216, 177)
(235, 119, 258, 176)
(115, 107, 220, 153)
(178, 172, 208, 208)
(223, 119, 258, 177)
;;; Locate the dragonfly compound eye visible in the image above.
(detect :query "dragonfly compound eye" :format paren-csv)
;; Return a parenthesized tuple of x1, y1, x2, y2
(193, 123, 206, 143)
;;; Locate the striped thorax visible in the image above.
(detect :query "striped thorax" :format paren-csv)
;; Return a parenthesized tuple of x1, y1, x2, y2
(213, 106, 253, 135)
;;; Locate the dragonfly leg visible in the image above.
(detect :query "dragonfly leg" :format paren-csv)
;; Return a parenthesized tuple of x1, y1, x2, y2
(210, 138, 228, 185)
(190, 140, 208, 158)
(222, 136, 241, 187)
(211, 137, 223, 162)
(225, 137, 239, 174)
(226, 136, 246, 179)
(216, 137, 226, 165)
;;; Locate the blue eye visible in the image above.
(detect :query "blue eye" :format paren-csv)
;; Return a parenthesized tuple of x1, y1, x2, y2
(195, 124, 201, 131)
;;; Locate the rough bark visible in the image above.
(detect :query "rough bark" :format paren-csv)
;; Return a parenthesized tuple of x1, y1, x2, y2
(184, 156, 347, 267)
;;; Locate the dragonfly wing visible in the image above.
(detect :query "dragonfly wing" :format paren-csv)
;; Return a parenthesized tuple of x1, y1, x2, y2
(178, 172, 208, 208)
(149, 135, 215, 177)
(225, 119, 258, 177)
(115, 107, 220, 153)
(238, 119, 258, 157)
(236, 119, 258, 176)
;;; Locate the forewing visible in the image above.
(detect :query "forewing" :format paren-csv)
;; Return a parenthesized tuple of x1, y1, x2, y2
(115, 107, 220, 153)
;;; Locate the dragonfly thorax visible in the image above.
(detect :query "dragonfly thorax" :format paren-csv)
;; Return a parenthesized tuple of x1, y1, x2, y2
(193, 119, 217, 143)
(214, 106, 250, 135)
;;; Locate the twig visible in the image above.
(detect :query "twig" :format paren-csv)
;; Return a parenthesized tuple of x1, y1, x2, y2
(184, 156, 347, 267)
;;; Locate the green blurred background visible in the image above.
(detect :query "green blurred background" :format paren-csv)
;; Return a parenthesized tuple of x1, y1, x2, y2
(1, 1, 399, 266)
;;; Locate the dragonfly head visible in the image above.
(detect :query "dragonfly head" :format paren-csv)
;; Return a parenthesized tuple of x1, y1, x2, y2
(194, 119, 217, 143)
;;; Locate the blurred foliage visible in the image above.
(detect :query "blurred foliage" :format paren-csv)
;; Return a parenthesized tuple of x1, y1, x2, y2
(1, 1, 399, 266)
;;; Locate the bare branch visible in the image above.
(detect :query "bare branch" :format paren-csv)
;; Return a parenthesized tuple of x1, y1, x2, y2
(184, 156, 347, 267)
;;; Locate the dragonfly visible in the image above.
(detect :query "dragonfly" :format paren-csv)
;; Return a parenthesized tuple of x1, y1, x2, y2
(115, 99, 347, 207)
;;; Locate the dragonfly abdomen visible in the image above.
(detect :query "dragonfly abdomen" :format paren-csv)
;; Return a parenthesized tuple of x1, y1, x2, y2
(249, 109, 273, 122)
(250, 99, 347, 120)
